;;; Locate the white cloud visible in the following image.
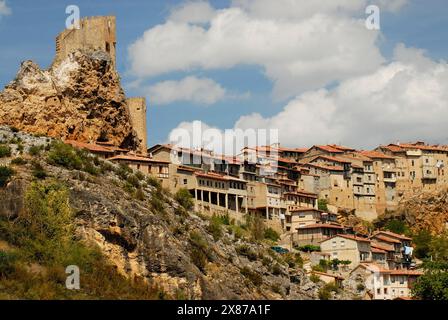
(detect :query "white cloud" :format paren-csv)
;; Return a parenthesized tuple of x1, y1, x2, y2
(147, 76, 226, 105)
(169, 45, 448, 149)
(128, 0, 400, 100)
(0, 0, 11, 17)
(168, 1, 216, 24)
(234, 44, 448, 148)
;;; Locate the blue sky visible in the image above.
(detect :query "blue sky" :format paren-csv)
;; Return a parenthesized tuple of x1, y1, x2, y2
(0, 0, 447, 148)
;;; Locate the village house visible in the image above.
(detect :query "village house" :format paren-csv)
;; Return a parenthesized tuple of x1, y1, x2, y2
(320, 234, 372, 269)
(295, 223, 344, 246)
(350, 263, 423, 300)
(108, 154, 170, 188)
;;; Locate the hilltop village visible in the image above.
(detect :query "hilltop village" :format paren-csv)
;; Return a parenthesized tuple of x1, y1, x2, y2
(2, 16, 446, 300)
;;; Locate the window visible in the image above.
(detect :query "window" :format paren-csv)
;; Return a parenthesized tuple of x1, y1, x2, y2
(340, 240, 345, 247)
(183, 179, 187, 185)
(332, 241, 337, 248)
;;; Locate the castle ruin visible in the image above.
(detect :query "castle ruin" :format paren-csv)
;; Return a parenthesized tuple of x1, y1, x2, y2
(53, 16, 148, 153)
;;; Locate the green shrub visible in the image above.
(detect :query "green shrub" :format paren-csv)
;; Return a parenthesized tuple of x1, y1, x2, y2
(0, 251, 16, 277)
(190, 247, 207, 271)
(284, 253, 303, 268)
(189, 231, 212, 271)
(127, 174, 140, 188)
(297, 244, 321, 252)
(174, 188, 194, 211)
(116, 163, 132, 180)
(356, 283, 365, 291)
(28, 145, 43, 156)
(318, 199, 328, 211)
(250, 216, 265, 241)
(11, 157, 27, 165)
(264, 227, 280, 242)
(0, 166, 14, 187)
(272, 263, 283, 275)
(0, 144, 11, 158)
(240, 267, 262, 286)
(9, 126, 19, 133)
(310, 274, 321, 283)
(134, 188, 145, 201)
(318, 282, 339, 300)
(47, 142, 82, 170)
(207, 219, 223, 241)
(146, 176, 162, 189)
(32, 161, 47, 180)
(135, 171, 145, 181)
(236, 245, 258, 261)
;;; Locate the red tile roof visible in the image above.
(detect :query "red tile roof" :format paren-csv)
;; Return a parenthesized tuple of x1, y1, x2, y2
(298, 223, 344, 230)
(334, 234, 371, 243)
(109, 154, 169, 164)
(328, 144, 356, 152)
(375, 230, 412, 241)
(312, 155, 352, 164)
(65, 140, 117, 153)
(314, 145, 345, 153)
(371, 242, 395, 252)
(359, 150, 395, 160)
(389, 269, 424, 276)
(371, 234, 401, 244)
(304, 163, 344, 172)
(289, 207, 322, 213)
(371, 247, 387, 254)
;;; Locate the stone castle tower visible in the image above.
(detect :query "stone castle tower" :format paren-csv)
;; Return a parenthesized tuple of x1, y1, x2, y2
(54, 16, 117, 66)
(53, 16, 148, 153)
(126, 97, 148, 153)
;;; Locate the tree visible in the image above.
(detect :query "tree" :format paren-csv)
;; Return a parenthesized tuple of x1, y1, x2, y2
(384, 219, 409, 235)
(318, 199, 328, 211)
(413, 230, 432, 259)
(412, 262, 448, 300)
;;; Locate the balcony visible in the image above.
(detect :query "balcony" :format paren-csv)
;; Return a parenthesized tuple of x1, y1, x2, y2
(383, 177, 397, 183)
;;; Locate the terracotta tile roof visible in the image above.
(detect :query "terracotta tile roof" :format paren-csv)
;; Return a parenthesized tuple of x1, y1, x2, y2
(397, 142, 447, 152)
(375, 230, 412, 241)
(298, 223, 344, 230)
(194, 171, 247, 183)
(289, 207, 322, 213)
(311, 271, 345, 280)
(65, 140, 117, 153)
(389, 269, 424, 276)
(109, 154, 169, 164)
(283, 190, 318, 199)
(334, 234, 371, 243)
(312, 155, 352, 164)
(314, 145, 345, 153)
(380, 145, 405, 153)
(371, 234, 401, 244)
(303, 163, 344, 172)
(371, 247, 387, 254)
(328, 144, 356, 152)
(371, 242, 395, 252)
(359, 150, 395, 160)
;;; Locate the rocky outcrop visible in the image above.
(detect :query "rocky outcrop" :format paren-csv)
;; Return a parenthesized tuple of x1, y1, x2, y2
(379, 189, 448, 235)
(0, 50, 140, 150)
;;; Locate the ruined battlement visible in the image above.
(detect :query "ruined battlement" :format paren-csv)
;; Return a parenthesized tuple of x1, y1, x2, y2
(54, 16, 116, 67)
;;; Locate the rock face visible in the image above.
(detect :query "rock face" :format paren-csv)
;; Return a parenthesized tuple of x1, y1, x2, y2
(0, 50, 140, 150)
(380, 189, 448, 235)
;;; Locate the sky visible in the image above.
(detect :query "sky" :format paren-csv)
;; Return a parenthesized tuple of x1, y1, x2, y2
(0, 0, 447, 151)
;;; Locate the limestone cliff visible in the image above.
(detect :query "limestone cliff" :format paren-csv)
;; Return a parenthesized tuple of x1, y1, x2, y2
(0, 50, 140, 150)
(378, 189, 448, 235)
